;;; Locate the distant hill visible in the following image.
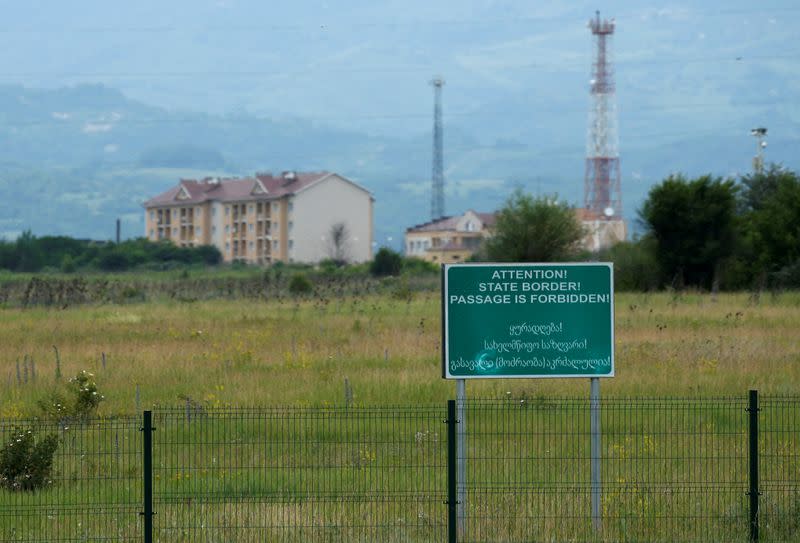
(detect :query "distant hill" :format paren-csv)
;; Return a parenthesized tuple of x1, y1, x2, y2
(0, 83, 798, 248)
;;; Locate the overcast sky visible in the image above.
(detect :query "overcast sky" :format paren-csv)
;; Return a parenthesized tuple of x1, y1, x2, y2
(1, 0, 797, 138)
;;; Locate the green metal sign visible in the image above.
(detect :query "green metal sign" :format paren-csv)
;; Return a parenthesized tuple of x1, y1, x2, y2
(442, 263, 614, 379)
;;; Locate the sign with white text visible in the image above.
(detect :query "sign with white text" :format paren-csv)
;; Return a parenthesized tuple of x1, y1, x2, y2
(442, 263, 614, 379)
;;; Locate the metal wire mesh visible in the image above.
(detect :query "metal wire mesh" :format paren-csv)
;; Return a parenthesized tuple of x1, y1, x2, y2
(760, 397, 800, 542)
(151, 406, 446, 542)
(1, 397, 798, 542)
(461, 397, 751, 543)
(0, 417, 142, 542)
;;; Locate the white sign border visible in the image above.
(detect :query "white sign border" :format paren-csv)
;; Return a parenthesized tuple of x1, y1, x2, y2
(442, 262, 615, 380)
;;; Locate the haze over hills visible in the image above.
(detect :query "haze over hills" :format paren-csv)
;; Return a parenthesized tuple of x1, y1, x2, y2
(0, 0, 798, 247)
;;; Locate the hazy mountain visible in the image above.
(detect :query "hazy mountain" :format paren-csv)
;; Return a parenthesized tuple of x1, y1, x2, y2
(0, 1, 798, 246)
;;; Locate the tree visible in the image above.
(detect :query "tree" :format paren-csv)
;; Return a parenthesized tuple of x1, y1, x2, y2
(370, 247, 402, 277)
(484, 190, 585, 262)
(14, 231, 44, 272)
(739, 165, 800, 281)
(639, 174, 738, 289)
(325, 222, 351, 266)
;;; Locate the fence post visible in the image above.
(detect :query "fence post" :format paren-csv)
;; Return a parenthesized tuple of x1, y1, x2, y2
(446, 400, 458, 543)
(141, 410, 154, 543)
(747, 390, 760, 542)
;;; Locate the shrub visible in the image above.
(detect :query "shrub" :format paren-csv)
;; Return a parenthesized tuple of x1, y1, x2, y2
(370, 247, 402, 277)
(401, 257, 437, 276)
(68, 371, 104, 419)
(288, 273, 313, 295)
(0, 427, 58, 491)
(38, 370, 104, 422)
(60, 254, 76, 273)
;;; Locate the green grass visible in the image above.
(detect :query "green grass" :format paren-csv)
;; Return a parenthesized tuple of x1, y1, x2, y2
(1, 291, 799, 541)
(1, 291, 799, 416)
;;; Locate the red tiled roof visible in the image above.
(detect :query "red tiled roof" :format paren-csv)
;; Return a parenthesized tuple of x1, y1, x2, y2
(406, 210, 496, 233)
(475, 212, 497, 228)
(143, 172, 332, 207)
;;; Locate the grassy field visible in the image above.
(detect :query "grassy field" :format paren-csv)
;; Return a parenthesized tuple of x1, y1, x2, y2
(1, 290, 799, 541)
(1, 290, 799, 416)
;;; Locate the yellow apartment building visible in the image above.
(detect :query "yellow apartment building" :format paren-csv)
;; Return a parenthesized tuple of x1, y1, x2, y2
(404, 207, 627, 264)
(405, 210, 496, 264)
(143, 171, 374, 264)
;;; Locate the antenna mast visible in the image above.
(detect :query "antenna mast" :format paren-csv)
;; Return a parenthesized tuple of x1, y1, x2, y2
(430, 76, 445, 220)
(585, 11, 622, 219)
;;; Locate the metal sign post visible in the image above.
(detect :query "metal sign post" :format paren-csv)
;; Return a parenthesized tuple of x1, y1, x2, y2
(441, 263, 614, 536)
(590, 377, 601, 531)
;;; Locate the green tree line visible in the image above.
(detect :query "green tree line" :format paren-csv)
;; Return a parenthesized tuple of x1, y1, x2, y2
(482, 165, 800, 291)
(0, 234, 222, 273)
(613, 165, 800, 291)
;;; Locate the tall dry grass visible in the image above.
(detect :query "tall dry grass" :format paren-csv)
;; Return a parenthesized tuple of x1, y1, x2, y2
(0, 291, 798, 416)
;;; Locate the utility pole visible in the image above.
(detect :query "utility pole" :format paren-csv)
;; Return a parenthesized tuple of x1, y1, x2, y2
(430, 76, 445, 220)
(751, 127, 767, 174)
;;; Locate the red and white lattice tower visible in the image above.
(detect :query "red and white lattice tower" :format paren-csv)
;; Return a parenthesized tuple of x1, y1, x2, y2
(585, 11, 622, 219)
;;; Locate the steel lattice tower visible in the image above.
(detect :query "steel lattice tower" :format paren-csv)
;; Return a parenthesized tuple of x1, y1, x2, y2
(430, 76, 445, 220)
(585, 11, 622, 219)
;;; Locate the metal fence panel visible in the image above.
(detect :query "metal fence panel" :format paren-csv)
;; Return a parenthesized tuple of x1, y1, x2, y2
(760, 396, 800, 543)
(462, 397, 750, 543)
(0, 417, 142, 542)
(151, 406, 446, 542)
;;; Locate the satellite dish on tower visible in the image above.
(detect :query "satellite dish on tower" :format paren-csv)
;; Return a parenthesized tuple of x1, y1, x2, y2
(603, 207, 615, 217)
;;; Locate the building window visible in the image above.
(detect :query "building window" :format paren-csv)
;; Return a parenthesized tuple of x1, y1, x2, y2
(212, 207, 217, 216)
(465, 221, 475, 232)
(196, 227, 202, 235)
(249, 223, 254, 232)
(149, 229, 154, 237)
(225, 206, 230, 216)
(272, 203, 279, 211)
(196, 207, 201, 217)
(288, 221, 293, 232)
(225, 225, 230, 234)
(273, 222, 279, 231)
(212, 226, 217, 234)
(225, 242, 230, 251)
(273, 240, 279, 249)
(249, 205, 254, 212)
(288, 201, 294, 212)
(172, 228, 177, 236)
(149, 210, 154, 220)
(288, 239, 294, 250)
(249, 241, 254, 249)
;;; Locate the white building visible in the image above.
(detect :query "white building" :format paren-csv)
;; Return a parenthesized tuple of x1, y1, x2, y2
(143, 171, 374, 264)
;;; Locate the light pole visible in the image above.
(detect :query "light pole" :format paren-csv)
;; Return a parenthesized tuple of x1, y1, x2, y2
(751, 127, 767, 174)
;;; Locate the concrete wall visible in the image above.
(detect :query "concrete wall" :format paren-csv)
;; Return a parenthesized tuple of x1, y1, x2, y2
(290, 175, 373, 263)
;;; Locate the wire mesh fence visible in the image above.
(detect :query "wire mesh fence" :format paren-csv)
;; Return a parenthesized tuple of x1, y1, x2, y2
(760, 396, 800, 542)
(0, 416, 142, 542)
(462, 397, 752, 542)
(0, 395, 798, 542)
(151, 406, 446, 542)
